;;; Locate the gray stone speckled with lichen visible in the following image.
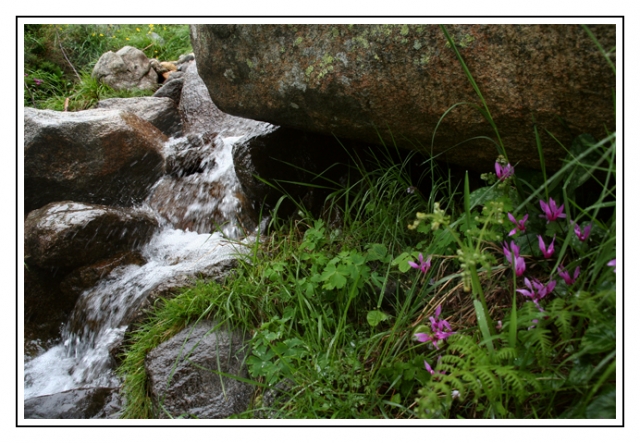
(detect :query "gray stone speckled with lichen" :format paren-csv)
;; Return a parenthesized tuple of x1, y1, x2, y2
(191, 24, 615, 171)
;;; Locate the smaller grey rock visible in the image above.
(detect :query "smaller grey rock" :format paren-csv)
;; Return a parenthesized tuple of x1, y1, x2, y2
(153, 77, 184, 104)
(145, 321, 253, 419)
(177, 53, 195, 65)
(92, 46, 158, 91)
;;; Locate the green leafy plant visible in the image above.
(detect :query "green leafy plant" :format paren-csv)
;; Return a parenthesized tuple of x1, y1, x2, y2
(24, 24, 192, 110)
(117, 24, 616, 420)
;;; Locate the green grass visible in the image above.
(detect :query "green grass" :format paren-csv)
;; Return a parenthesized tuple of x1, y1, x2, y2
(117, 121, 615, 418)
(117, 144, 446, 418)
(29, 24, 614, 419)
(24, 24, 192, 111)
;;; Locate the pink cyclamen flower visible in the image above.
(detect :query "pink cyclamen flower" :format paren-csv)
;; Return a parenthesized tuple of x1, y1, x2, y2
(408, 253, 431, 274)
(537, 235, 556, 259)
(495, 162, 515, 181)
(558, 265, 580, 285)
(503, 240, 526, 276)
(415, 305, 454, 350)
(607, 259, 616, 273)
(507, 213, 528, 236)
(517, 277, 556, 312)
(429, 305, 453, 340)
(539, 198, 566, 223)
(573, 221, 592, 242)
(424, 360, 435, 375)
(424, 357, 446, 377)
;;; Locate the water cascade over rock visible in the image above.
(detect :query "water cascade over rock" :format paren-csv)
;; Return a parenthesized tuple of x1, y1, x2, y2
(22, 59, 283, 419)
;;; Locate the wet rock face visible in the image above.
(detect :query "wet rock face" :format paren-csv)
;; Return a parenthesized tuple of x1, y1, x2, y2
(24, 264, 74, 356)
(191, 24, 616, 171)
(147, 61, 276, 236)
(91, 45, 158, 91)
(59, 251, 147, 299)
(145, 321, 253, 419)
(24, 107, 167, 215)
(24, 201, 158, 270)
(94, 96, 183, 138)
(178, 61, 226, 141)
(24, 387, 121, 419)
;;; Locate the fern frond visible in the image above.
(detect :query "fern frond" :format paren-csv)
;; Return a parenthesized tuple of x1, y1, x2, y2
(474, 366, 499, 399)
(495, 366, 528, 401)
(448, 334, 489, 366)
(496, 346, 517, 363)
(548, 298, 574, 340)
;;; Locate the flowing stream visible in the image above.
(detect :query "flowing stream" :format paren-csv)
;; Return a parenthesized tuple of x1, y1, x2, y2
(24, 111, 275, 404)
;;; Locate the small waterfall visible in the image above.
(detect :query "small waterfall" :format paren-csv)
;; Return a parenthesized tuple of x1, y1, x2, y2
(24, 228, 245, 400)
(24, 112, 275, 403)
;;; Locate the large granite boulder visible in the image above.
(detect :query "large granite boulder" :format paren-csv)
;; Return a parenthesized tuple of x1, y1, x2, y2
(191, 24, 616, 171)
(24, 201, 158, 270)
(24, 107, 166, 215)
(91, 45, 158, 91)
(145, 321, 253, 419)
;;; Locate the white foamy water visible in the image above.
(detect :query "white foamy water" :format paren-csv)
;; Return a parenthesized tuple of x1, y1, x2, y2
(175, 135, 248, 238)
(22, 67, 281, 411)
(24, 227, 249, 400)
(23, 114, 274, 402)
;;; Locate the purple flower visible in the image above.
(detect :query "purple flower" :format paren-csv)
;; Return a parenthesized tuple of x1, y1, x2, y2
(507, 213, 528, 236)
(414, 305, 454, 350)
(503, 240, 520, 259)
(558, 265, 580, 285)
(573, 221, 592, 242)
(430, 306, 453, 338)
(539, 198, 566, 223)
(408, 253, 431, 274)
(503, 240, 526, 276)
(537, 235, 556, 259)
(607, 259, 616, 273)
(517, 277, 556, 311)
(495, 162, 515, 181)
(33, 78, 43, 86)
(424, 360, 435, 375)
(424, 357, 446, 377)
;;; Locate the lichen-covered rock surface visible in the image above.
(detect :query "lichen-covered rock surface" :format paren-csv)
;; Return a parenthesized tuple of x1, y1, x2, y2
(191, 24, 615, 171)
